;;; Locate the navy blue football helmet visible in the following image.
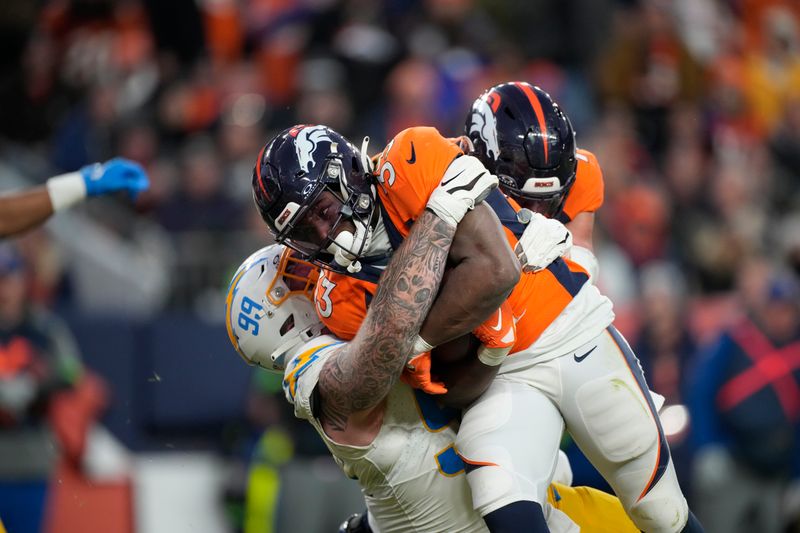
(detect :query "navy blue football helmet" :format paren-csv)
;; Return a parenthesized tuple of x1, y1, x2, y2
(252, 125, 379, 272)
(466, 82, 577, 217)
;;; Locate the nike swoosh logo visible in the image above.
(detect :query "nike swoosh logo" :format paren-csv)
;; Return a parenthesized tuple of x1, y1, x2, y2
(513, 310, 526, 324)
(406, 142, 416, 164)
(574, 346, 596, 363)
(490, 308, 503, 331)
(440, 168, 466, 186)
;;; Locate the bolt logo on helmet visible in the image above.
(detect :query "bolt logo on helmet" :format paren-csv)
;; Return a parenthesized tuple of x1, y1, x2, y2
(466, 82, 577, 218)
(252, 125, 380, 273)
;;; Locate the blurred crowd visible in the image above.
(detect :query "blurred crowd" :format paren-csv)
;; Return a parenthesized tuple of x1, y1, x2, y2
(1, 0, 800, 531)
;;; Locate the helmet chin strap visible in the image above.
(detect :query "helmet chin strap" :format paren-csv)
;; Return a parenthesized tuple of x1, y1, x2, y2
(360, 136, 373, 172)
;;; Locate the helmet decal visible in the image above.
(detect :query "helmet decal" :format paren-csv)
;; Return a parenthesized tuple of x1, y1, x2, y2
(514, 82, 550, 163)
(468, 96, 500, 162)
(253, 125, 382, 273)
(275, 201, 301, 231)
(465, 82, 577, 217)
(295, 126, 333, 172)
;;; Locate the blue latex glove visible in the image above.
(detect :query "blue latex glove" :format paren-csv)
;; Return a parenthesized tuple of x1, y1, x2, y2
(80, 158, 150, 199)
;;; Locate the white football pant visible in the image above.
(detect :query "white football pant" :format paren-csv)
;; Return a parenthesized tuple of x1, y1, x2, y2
(456, 326, 689, 533)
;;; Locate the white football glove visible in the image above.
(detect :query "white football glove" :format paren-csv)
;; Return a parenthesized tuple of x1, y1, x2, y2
(426, 155, 498, 227)
(515, 210, 573, 272)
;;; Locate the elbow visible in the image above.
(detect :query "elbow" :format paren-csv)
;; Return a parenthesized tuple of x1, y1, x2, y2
(500, 255, 521, 293)
(497, 245, 521, 293)
(480, 252, 520, 300)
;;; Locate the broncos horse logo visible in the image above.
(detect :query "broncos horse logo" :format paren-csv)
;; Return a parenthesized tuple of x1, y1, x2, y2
(295, 126, 333, 173)
(468, 95, 500, 162)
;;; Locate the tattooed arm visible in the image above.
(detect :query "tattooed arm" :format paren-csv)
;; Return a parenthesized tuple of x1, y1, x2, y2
(317, 210, 455, 444)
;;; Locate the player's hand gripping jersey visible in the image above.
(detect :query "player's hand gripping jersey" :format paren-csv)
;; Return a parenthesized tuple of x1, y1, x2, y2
(315, 127, 613, 361)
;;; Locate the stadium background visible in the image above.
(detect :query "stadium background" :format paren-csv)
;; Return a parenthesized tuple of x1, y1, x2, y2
(1, 0, 799, 531)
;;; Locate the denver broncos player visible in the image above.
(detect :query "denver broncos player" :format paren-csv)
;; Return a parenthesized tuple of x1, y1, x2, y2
(251, 115, 702, 531)
(465, 82, 602, 280)
(465, 82, 604, 277)
(455, 82, 700, 533)
(225, 243, 641, 533)
(253, 124, 527, 391)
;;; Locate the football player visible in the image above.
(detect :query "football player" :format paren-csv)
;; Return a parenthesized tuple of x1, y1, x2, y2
(226, 243, 640, 533)
(251, 105, 702, 531)
(0, 158, 149, 238)
(464, 82, 600, 280)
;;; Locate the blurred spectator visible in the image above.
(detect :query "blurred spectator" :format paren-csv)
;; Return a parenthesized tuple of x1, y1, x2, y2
(635, 261, 696, 403)
(596, 0, 705, 157)
(769, 94, 800, 211)
(779, 214, 800, 278)
(0, 243, 89, 533)
(156, 135, 243, 232)
(375, 58, 448, 142)
(295, 58, 353, 136)
(142, 0, 206, 66)
(742, 6, 800, 136)
(606, 183, 671, 268)
(688, 267, 800, 533)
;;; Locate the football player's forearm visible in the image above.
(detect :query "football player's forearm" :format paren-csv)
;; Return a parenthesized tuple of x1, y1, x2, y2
(318, 210, 455, 431)
(0, 187, 55, 238)
(419, 205, 519, 346)
(419, 256, 513, 346)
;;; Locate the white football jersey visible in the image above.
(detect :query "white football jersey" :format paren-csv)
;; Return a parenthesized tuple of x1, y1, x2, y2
(282, 335, 488, 533)
(504, 282, 615, 370)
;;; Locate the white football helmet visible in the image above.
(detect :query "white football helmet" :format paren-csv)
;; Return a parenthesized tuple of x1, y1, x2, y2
(225, 244, 324, 372)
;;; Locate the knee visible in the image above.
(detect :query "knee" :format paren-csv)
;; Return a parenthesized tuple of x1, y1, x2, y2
(627, 487, 689, 533)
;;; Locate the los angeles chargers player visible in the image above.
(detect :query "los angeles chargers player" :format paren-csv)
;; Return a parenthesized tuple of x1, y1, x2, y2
(226, 242, 643, 533)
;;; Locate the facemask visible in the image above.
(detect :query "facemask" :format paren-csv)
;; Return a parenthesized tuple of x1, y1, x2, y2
(326, 219, 373, 273)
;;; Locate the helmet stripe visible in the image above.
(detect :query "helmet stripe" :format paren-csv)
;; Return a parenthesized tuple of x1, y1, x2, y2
(515, 82, 549, 164)
(487, 90, 502, 113)
(254, 145, 269, 200)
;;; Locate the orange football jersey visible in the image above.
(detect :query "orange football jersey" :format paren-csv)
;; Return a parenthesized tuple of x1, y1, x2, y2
(315, 268, 374, 340)
(315, 126, 591, 354)
(559, 148, 604, 223)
